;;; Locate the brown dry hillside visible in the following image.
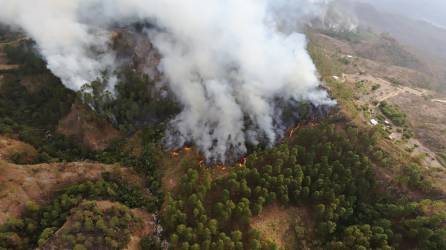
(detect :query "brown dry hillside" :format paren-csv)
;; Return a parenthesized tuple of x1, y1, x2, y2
(355, 2, 446, 65)
(0, 135, 38, 162)
(389, 93, 446, 154)
(0, 159, 144, 225)
(0, 133, 150, 224)
(309, 28, 446, 197)
(57, 102, 122, 151)
(310, 29, 446, 155)
(309, 32, 433, 89)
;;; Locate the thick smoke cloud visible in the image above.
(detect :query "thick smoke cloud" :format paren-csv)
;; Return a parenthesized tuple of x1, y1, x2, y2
(0, 0, 119, 90)
(0, 0, 336, 162)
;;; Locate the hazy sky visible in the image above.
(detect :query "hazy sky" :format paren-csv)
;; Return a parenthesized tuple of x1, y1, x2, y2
(364, 0, 446, 28)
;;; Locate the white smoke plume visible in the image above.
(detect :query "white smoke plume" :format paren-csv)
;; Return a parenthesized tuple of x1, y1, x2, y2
(323, 0, 359, 31)
(0, 0, 337, 162)
(0, 1, 119, 90)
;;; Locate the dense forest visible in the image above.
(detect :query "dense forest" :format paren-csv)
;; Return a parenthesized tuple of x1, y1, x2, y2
(161, 124, 445, 249)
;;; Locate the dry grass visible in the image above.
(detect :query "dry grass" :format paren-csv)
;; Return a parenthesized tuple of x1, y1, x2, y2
(56, 102, 122, 151)
(0, 160, 144, 225)
(418, 199, 446, 216)
(160, 147, 202, 193)
(250, 203, 315, 250)
(0, 135, 38, 162)
(122, 131, 145, 158)
(159, 145, 234, 195)
(389, 92, 446, 155)
(91, 200, 156, 250)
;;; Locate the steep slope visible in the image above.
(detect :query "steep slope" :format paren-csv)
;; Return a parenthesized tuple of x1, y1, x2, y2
(0, 146, 145, 225)
(352, 1, 446, 92)
(39, 201, 155, 250)
(308, 27, 446, 196)
(354, 2, 446, 63)
(57, 102, 122, 151)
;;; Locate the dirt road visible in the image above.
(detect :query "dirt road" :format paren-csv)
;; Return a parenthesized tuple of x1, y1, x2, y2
(377, 88, 404, 102)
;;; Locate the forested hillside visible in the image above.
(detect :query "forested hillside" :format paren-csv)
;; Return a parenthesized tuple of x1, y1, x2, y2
(0, 21, 445, 250)
(161, 123, 445, 249)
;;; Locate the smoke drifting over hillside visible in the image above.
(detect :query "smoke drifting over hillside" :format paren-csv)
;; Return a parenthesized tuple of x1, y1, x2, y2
(362, 0, 446, 28)
(0, 0, 336, 162)
(0, 1, 117, 90)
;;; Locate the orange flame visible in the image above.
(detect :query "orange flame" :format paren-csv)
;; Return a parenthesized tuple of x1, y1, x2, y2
(240, 157, 247, 165)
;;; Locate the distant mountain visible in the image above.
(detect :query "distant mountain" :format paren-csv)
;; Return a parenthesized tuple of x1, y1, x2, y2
(361, 0, 446, 29)
(353, 2, 446, 63)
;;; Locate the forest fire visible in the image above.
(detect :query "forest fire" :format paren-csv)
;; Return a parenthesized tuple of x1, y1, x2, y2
(169, 145, 250, 169)
(170, 146, 193, 158)
(240, 157, 247, 166)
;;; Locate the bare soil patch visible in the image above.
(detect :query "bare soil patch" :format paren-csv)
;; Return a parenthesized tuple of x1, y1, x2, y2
(160, 147, 202, 193)
(124, 208, 156, 250)
(250, 203, 315, 250)
(57, 102, 122, 151)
